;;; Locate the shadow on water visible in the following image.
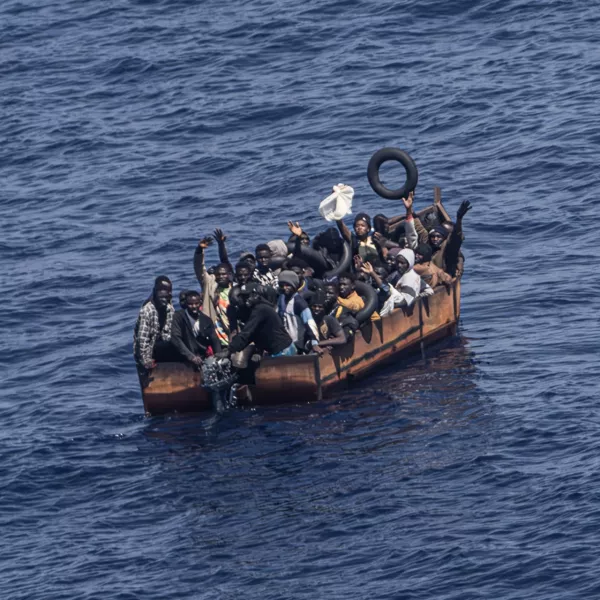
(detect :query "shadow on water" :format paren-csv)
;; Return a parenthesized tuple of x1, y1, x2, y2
(141, 335, 493, 475)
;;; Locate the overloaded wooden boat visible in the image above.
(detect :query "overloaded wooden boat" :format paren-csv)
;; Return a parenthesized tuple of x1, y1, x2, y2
(141, 278, 461, 416)
(139, 155, 462, 416)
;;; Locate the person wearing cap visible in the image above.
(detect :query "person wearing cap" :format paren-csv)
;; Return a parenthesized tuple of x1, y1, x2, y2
(309, 290, 347, 353)
(253, 244, 279, 289)
(413, 243, 452, 289)
(285, 257, 322, 302)
(133, 275, 176, 377)
(227, 282, 296, 358)
(277, 270, 319, 352)
(170, 291, 221, 367)
(336, 212, 381, 265)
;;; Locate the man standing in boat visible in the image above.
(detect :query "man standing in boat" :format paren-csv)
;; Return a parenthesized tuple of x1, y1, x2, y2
(133, 276, 175, 378)
(170, 291, 222, 367)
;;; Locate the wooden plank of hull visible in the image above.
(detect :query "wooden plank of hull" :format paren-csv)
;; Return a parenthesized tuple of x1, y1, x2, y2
(140, 280, 460, 415)
(141, 362, 212, 415)
(245, 354, 321, 405)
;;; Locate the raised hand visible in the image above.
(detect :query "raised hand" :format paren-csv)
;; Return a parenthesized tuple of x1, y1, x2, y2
(373, 231, 387, 246)
(287, 221, 303, 237)
(456, 200, 472, 220)
(361, 261, 374, 275)
(353, 254, 364, 270)
(198, 236, 213, 249)
(213, 228, 227, 244)
(402, 192, 414, 213)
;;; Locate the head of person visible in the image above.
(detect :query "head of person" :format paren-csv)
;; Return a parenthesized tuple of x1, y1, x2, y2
(428, 226, 448, 250)
(235, 261, 253, 286)
(414, 243, 433, 265)
(396, 249, 415, 277)
(153, 275, 172, 309)
(267, 239, 288, 261)
(353, 213, 371, 240)
(178, 290, 191, 309)
(373, 214, 389, 236)
(214, 263, 232, 288)
(310, 290, 328, 322)
(288, 231, 310, 246)
(255, 244, 272, 271)
(374, 265, 389, 282)
(185, 291, 202, 319)
(239, 251, 256, 271)
(239, 282, 260, 309)
(323, 281, 339, 309)
(338, 272, 355, 299)
(278, 270, 300, 300)
(385, 248, 401, 274)
(313, 227, 343, 256)
(286, 258, 309, 284)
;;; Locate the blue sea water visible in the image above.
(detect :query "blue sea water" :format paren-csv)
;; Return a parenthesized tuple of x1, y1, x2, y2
(1, 0, 600, 597)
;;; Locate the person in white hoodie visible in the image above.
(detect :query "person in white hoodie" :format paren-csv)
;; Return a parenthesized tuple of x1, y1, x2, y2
(394, 248, 433, 308)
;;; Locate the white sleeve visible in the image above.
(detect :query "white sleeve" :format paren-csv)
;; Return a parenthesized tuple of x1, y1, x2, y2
(404, 217, 418, 250)
(419, 280, 434, 297)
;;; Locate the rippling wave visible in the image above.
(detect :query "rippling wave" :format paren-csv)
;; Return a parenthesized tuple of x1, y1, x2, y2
(1, 0, 599, 597)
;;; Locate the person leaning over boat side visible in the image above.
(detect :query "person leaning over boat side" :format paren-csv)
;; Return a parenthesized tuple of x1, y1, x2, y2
(133, 276, 176, 374)
(277, 270, 319, 353)
(309, 290, 347, 354)
(193, 233, 233, 347)
(428, 200, 471, 278)
(226, 283, 296, 358)
(170, 291, 221, 367)
(253, 244, 279, 288)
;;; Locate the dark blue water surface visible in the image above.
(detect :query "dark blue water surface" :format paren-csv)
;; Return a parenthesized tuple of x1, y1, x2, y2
(2, 0, 600, 597)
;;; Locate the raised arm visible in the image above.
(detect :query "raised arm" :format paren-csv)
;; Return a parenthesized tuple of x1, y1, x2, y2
(335, 218, 352, 245)
(213, 229, 231, 267)
(402, 193, 419, 250)
(444, 200, 471, 277)
(193, 236, 213, 285)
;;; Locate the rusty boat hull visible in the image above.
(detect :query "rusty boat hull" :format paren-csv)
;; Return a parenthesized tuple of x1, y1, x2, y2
(141, 280, 461, 415)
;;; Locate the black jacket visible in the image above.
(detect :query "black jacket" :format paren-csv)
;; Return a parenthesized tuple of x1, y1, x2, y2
(229, 302, 292, 355)
(170, 309, 222, 362)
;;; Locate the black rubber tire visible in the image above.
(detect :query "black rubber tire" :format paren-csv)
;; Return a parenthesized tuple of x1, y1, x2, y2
(354, 281, 379, 324)
(323, 242, 352, 279)
(367, 147, 419, 200)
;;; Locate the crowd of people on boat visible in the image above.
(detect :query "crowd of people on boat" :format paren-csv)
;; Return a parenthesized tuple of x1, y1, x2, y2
(133, 192, 471, 380)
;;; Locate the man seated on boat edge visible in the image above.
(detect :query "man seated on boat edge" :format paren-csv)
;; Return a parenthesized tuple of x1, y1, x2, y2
(221, 282, 296, 360)
(170, 291, 222, 367)
(309, 290, 347, 354)
(277, 270, 320, 354)
(133, 276, 176, 376)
